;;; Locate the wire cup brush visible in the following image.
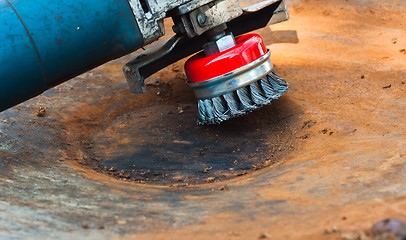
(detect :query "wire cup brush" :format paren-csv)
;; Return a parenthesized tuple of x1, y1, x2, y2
(185, 33, 289, 125)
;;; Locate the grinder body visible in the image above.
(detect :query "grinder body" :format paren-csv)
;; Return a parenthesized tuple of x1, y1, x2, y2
(0, 0, 289, 123)
(0, 0, 143, 111)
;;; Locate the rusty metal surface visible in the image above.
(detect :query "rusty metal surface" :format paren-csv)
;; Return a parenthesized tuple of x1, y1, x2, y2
(0, 0, 405, 239)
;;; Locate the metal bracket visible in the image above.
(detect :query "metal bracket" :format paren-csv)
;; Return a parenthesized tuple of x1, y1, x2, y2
(185, 0, 242, 37)
(127, 0, 191, 44)
(124, 34, 207, 93)
(123, 35, 183, 93)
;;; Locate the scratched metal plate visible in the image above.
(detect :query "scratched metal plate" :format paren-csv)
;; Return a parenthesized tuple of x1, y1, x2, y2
(1, 1, 406, 239)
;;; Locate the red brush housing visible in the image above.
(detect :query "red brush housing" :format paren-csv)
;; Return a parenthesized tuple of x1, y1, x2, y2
(185, 33, 267, 83)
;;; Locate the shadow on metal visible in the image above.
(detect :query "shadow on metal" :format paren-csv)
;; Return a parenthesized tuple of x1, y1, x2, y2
(61, 72, 301, 185)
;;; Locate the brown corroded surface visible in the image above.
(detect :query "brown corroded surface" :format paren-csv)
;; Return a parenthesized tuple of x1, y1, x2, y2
(0, 0, 405, 239)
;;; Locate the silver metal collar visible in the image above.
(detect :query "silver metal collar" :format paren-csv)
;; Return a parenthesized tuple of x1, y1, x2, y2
(188, 50, 272, 99)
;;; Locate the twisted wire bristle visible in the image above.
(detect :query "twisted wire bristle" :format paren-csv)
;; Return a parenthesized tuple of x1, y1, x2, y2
(197, 70, 289, 125)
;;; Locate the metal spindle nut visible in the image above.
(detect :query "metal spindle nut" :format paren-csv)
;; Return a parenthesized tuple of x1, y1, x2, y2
(196, 12, 207, 27)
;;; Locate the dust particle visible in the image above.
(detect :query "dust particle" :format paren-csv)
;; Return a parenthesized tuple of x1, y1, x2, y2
(258, 232, 269, 239)
(36, 107, 46, 117)
(205, 177, 215, 183)
(324, 226, 340, 234)
(300, 134, 310, 139)
(116, 220, 127, 225)
(172, 175, 185, 182)
(203, 167, 212, 173)
(302, 120, 316, 129)
(341, 231, 369, 240)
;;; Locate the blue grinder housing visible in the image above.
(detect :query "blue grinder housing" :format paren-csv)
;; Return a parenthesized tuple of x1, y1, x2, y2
(0, 0, 144, 111)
